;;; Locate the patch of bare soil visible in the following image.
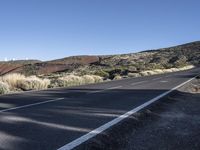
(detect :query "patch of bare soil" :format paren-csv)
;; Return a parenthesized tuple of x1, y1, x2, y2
(76, 78, 200, 150)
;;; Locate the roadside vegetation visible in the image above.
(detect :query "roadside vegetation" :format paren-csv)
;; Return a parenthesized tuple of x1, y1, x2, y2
(0, 65, 194, 95)
(0, 81, 10, 94)
(0, 42, 199, 94)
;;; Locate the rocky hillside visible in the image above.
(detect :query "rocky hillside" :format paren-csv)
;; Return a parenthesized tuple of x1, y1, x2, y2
(0, 41, 199, 77)
(0, 60, 40, 75)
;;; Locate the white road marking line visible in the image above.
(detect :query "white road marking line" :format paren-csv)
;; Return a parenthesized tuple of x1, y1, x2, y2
(57, 75, 197, 150)
(165, 75, 171, 77)
(131, 81, 147, 85)
(107, 86, 122, 90)
(152, 77, 163, 81)
(88, 86, 122, 94)
(0, 98, 65, 113)
(160, 80, 168, 83)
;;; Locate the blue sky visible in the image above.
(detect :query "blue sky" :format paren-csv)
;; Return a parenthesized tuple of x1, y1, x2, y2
(0, 0, 199, 61)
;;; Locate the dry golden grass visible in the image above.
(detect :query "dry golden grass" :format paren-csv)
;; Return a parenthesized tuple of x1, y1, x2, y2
(139, 65, 194, 76)
(127, 65, 194, 79)
(17, 76, 50, 91)
(90, 75, 103, 83)
(113, 75, 122, 80)
(58, 75, 83, 87)
(56, 74, 103, 87)
(128, 73, 141, 78)
(0, 73, 50, 91)
(0, 81, 10, 94)
(82, 75, 95, 84)
(0, 73, 26, 89)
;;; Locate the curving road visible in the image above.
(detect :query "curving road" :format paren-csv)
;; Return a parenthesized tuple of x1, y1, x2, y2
(0, 67, 199, 150)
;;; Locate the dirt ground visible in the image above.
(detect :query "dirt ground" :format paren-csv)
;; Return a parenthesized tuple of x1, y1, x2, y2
(76, 78, 200, 150)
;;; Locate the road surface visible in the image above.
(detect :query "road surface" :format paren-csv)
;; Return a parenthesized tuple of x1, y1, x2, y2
(0, 68, 199, 150)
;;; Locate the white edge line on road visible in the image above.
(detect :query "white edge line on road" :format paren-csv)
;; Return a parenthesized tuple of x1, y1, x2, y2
(131, 81, 147, 85)
(0, 98, 65, 113)
(152, 77, 163, 81)
(107, 86, 122, 90)
(88, 86, 122, 94)
(165, 75, 171, 77)
(160, 80, 168, 83)
(57, 76, 197, 150)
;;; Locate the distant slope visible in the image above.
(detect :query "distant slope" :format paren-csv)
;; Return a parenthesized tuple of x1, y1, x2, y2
(0, 41, 200, 76)
(0, 60, 41, 75)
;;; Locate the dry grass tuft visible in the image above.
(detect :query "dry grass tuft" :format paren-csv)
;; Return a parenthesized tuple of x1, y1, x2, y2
(55, 74, 103, 87)
(113, 75, 122, 80)
(128, 73, 141, 78)
(90, 75, 103, 83)
(0, 74, 50, 91)
(1, 73, 26, 89)
(0, 81, 10, 94)
(82, 75, 95, 84)
(57, 75, 83, 87)
(17, 76, 50, 91)
(139, 65, 194, 77)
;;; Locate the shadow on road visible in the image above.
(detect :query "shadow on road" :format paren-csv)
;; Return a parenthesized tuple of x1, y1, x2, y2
(0, 86, 199, 150)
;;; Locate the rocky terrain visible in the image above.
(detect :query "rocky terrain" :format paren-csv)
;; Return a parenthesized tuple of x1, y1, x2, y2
(0, 60, 40, 75)
(0, 41, 200, 79)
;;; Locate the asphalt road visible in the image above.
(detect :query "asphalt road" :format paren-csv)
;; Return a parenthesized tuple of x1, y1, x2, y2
(0, 68, 199, 150)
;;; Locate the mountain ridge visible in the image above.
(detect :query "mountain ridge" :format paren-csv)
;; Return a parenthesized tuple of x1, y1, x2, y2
(0, 41, 199, 76)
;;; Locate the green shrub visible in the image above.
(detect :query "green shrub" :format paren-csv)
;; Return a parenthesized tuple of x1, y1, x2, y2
(94, 70, 109, 78)
(23, 64, 38, 75)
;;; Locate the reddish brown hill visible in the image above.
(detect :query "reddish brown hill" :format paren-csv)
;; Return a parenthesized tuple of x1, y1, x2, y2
(48, 55, 99, 65)
(0, 56, 100, 75)
(0, 63, 23, 75)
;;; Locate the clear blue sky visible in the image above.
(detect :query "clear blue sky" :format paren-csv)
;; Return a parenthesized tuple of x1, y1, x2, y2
(0, 0, 199, 61)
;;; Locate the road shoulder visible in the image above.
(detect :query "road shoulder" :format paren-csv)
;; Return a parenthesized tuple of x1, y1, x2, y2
(76, 78, 200, 150)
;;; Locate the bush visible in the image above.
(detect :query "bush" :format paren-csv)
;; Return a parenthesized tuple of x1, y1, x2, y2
(17, 76, 50, 91)
(94, 70, 109, 78)
(153, 69, 164, 74)
(128, 73, 141, 78)
(179, 65, 194, 70)
(82, 75, 95, 84)
(90, 75, 103, 83)
(163, 69, 173, 73)
(54, 74, 103, 87)
(56, 75, 83, 87)
(146, 71, 157, 75)
(137, 65, 194, 77)
(139, 72, 149, 76)
(108, 68, 124, 79)
(0, 81, 10, 94)
(170, 68, 179, 72)
(1, 73, 26, 89)
(113, 75, 122, 80)
(0, 74, 50, 91)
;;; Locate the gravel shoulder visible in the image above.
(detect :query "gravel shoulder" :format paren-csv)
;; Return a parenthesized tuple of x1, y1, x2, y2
(76, 78, 200, 150)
